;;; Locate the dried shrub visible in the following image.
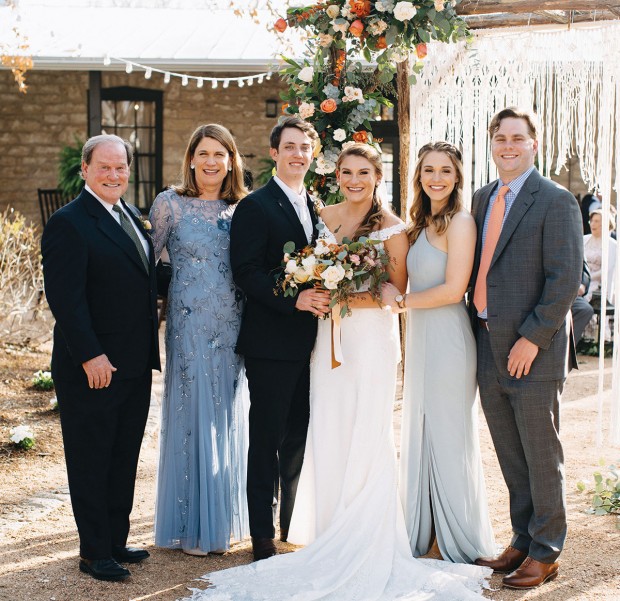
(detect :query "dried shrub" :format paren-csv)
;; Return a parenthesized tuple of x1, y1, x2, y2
(0, 207, 50, 344)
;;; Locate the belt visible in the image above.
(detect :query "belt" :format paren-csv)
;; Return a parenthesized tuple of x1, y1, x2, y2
(478, 317, 489, 331)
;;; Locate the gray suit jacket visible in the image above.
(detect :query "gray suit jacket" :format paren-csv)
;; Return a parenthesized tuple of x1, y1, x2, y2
(469, 169, 583, 381)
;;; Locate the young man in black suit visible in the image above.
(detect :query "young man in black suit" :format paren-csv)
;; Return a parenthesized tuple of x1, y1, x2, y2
(231, 116, 330, 560)
(42, 135, 160, 581)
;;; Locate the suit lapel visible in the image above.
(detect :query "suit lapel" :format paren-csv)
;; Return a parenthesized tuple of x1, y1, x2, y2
(121, 199, 155, 269)
(82, 191, 147, 273)
(491, 171, 540, 268)
(267, 178, 309, 247)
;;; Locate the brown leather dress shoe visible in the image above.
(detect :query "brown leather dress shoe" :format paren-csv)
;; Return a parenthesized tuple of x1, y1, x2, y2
(502, 557, 559, 589)
(251, 537, 276, 561)
(474, 546, 527, 573)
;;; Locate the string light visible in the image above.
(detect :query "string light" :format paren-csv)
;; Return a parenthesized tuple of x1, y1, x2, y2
(103, 56, 275, 89)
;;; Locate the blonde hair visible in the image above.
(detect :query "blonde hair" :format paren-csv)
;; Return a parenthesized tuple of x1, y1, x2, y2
(173, 124, 248, 204)
(336, 143, 385, 240)
(407, 142, 464, 244)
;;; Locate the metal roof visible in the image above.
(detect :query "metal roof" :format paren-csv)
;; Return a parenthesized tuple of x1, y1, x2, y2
(0, 1, 303, 72)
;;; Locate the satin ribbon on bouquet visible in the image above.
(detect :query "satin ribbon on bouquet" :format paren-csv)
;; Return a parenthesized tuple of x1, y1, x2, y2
(330, 306, 344, 369)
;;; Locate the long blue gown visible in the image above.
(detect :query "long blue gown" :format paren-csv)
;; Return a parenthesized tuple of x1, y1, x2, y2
(149, 188, 248, 553)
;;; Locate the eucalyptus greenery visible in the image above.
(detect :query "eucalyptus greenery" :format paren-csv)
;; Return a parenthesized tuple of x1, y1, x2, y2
(577, 460, 620, 526)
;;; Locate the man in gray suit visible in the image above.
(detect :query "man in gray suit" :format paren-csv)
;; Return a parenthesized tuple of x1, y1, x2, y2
(469, 107, 583, 589)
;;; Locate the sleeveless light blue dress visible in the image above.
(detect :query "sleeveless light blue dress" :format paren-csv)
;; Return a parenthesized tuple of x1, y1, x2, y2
(149, 189, 248, 552)
(400, 229, 496, 563)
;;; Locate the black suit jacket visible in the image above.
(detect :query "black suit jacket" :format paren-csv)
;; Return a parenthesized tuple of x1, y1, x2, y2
(468, 169, 583, 380)
(231, 177, 319, 361)
(42, 189, 160, 382)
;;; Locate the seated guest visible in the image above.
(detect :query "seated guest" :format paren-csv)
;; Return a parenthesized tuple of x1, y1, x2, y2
(572, 260, 594, 344)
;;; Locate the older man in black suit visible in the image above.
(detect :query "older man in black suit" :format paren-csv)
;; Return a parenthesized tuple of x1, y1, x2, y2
(231, 116, 330, 561)
(469, 108, 583, 589)
(42, 135, 160, 581)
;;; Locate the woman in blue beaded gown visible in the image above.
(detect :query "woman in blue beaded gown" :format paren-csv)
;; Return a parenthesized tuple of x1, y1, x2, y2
(149, 124, 249, 555)
(383, 142, 496, 564)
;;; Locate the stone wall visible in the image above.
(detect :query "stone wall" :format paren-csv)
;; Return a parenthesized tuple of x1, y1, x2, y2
(0, 69, 286, 223)
(0, 68, 598, 225)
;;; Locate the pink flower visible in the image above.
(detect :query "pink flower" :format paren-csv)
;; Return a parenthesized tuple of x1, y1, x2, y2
(350, 254, 360, 265)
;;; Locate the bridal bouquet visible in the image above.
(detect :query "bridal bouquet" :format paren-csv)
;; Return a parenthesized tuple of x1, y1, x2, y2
(275, 228, 390, 318)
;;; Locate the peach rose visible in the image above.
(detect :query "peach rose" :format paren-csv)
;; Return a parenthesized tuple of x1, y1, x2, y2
(352, 130, 368, 143)
(376, 36, 387, 49)
(320, 98, 338, 113)
(274, 18, 287, 33)
(349, 19, 364, 37)
(416, 42, 428, 59)
(349, 0, 371, 17)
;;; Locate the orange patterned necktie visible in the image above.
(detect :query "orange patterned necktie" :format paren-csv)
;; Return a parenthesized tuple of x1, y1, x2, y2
(474, 185, 510, 313)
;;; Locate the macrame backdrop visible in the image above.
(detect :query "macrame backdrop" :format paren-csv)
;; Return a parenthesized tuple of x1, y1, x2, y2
(408, 21, 620, 445)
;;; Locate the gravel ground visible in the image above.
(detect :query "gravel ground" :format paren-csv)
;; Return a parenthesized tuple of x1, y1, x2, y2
(0, 338, 619, 601)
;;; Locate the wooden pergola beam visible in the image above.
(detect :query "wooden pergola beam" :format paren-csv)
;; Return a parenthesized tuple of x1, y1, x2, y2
(456, 0, 620, 15)
(462, 10, 620, 28)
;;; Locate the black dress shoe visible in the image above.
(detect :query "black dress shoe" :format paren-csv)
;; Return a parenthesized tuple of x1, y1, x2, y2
(79, 558, 130, 581)
(251, 537, 276, 561)
(112, 546, 150, 564)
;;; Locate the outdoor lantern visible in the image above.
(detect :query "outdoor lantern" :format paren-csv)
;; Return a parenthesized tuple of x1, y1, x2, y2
(265, 99, 278, 118)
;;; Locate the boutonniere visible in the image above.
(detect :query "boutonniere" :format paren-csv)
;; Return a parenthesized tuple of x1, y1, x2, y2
(140, 216, 152, 231)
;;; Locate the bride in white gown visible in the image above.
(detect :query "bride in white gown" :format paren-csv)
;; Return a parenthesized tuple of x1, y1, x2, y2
(181, 144, 491, 601)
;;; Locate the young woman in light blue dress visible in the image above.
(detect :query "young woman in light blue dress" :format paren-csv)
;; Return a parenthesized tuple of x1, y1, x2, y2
(149, 124, 249, 555)
(383, 142, 496, 563)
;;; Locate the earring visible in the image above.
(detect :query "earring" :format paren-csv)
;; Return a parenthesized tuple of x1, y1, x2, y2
(190, 164, 195, 170)
(228, 166, 232, 172)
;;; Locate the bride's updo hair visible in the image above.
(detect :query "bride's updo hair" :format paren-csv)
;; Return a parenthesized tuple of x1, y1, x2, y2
(336, 143, 384, 240)
(407, 141, 464, 244)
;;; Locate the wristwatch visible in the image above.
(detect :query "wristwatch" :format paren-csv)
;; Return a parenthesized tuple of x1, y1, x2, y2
(395, 293, 407, 310)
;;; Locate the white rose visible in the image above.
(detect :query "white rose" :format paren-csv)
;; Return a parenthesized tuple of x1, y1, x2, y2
(345, 269, 354, 280)
(341, 6, 353, 19)
(285, 259, 298, 274)
(301, 254, 317, 269)
(375, 1, 388, 11)
(297, 66, 314, 83)
(315, 156, 337, 175)
(318, 33, 333, 47)
(321, 264, 346, 290)
(314, 239, 331, 256)
(333, 128, 347, 142)
(326, 4, 340, 18)
(434, 0, 444, 10)
(393, 1, 417, 21)
(298, 102, 315, 119)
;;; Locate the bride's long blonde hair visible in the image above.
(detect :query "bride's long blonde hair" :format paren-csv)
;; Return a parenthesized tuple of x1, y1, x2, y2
(407, 142, 464, 244)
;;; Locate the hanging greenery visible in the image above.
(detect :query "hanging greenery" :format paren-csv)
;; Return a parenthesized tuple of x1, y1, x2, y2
(275, 1, 470, 203)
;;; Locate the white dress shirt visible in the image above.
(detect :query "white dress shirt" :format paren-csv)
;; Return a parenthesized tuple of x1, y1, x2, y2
(273, 176, 313, 243)
(86, 184, 149, 256)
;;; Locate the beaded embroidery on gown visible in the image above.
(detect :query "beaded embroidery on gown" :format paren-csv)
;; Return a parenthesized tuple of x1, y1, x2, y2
(399, 230, 496, 563)
(149, 189, 249, 553)
(180, 221, 491, 600)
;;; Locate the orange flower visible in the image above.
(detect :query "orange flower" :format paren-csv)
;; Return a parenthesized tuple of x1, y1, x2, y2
(281, 103, 290, 114)
(352, 130, 368, 143)
(274, 18, 287, 33)
(320, 98, 338, 113)
(349, 19, 364, 37)
(416, 42, 428, 59)
(376, 36, 387, 49)
(349, 0, 371, 17)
